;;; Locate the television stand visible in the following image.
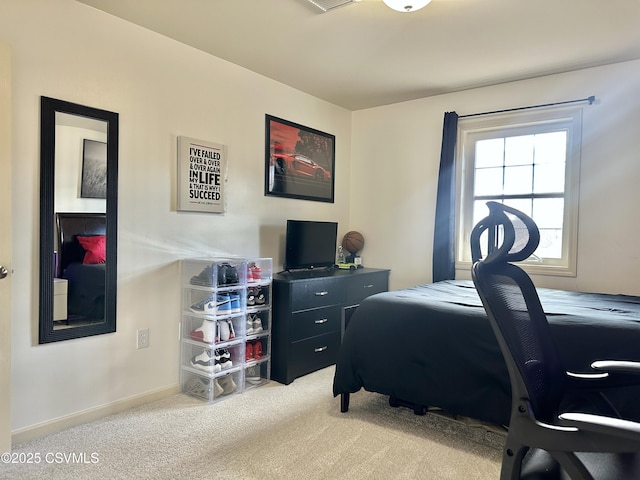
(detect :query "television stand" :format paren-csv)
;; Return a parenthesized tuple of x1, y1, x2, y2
(271, 267, 389, 384)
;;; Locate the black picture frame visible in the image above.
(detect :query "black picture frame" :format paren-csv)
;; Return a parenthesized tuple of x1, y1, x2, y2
(265, 114, 335, 203)
(81, 138, 107, 199)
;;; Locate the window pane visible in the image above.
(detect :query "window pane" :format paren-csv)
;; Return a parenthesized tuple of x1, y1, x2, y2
(505, 135, 534, 166)
(533, 163, 565, 194)
(474, 167, 503, 196)
(532, 198, 564, 228)
(475, 138, 504, 168)
(537, 228, 563, 259)
(503, 165, 533, 195)
(473, 200, 491, 226)
(504, 198, 532, 217)
(534, 131, 566, 165)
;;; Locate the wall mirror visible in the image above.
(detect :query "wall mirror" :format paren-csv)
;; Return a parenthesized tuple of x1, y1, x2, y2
(39, 96, 118, 343)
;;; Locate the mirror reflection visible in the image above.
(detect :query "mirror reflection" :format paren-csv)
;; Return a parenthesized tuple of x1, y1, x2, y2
(54, 114, 107, 329)
(39, 97, 118, 343)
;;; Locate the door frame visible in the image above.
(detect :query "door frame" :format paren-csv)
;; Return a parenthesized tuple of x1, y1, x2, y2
(0, 41, 13, 452)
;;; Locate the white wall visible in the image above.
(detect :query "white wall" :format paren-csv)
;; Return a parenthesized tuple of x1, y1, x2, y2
(2, 0, 352, 434)
(351, 60, 640, 295)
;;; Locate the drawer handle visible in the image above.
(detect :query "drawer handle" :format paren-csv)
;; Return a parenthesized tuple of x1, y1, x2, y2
(315, 291, 329, 296)
(314, 346, 328, 353)
(314, 318, 328, 324)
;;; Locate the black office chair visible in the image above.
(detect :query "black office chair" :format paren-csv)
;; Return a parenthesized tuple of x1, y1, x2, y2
(470, 201, 640, 480)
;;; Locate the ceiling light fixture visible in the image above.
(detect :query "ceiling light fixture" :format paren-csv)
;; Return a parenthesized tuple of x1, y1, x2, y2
(382, 0, 432, 12)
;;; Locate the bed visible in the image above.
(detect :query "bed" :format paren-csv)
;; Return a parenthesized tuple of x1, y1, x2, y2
(333, 280, 640, 426)
(56, 212, 107, 321)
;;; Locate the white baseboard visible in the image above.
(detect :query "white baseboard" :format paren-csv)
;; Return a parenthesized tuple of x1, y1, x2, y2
(11, 384, 181, 446)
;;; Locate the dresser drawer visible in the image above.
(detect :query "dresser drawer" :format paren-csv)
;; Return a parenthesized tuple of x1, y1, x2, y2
(272, 268, 390, 385)
(290, 331, 341, 379)
(291, 277, 343, 311)
(345, 270, 389, 305)
(290, 305, 341, 342)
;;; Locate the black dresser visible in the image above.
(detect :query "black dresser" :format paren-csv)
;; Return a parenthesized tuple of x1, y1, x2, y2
(271, 267, 389, 384)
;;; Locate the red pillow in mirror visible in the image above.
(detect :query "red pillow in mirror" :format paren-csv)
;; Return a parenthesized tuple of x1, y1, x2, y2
(77, 235, 106, 264)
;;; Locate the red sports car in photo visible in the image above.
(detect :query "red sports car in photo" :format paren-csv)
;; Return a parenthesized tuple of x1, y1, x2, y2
(272, 153, 331, 182)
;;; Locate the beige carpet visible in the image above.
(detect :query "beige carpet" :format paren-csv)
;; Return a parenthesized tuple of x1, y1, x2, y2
(3, 367, 504, 479)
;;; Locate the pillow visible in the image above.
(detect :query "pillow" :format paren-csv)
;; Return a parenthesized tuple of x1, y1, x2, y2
(76, 235, 106, 264)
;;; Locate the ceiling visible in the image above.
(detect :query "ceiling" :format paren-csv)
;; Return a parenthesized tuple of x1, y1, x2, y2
(76, 0, 640, 110)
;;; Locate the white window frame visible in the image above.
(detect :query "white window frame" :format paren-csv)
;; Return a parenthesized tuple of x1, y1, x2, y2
(455, 106, 583, 276)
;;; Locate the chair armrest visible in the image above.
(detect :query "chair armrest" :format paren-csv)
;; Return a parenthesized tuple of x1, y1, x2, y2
(565, 360, 640, 389)
(591, 360, 640, 373)
(566, 371, 608, 380)
(559, 412, 640, 443)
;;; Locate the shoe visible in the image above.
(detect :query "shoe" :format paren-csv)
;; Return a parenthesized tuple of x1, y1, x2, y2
(251, 264, 262, 282)
(252, 315, 263, 334)
(213, 378, 224, 396)
(246, 317, 254, 335)
(215, 348, 233, 369)
(190, 264, 214, 286)
(216, 294, 231, 314)
(190, 319, 215, 343)
(190, 349, 217, 373)
(253, 340, 263, 360)
(245, 341, 254, 361)
(190, 294, 215, 314)
(245, 366, 261, 385)
(218, 320, 230, 342)
(254, 287, 266, 305)
(217, 263, 239, 286)
(218, 375, 237, 395)
(210, 350, 223, 372)
(248, 287, 265, 306)
(184, 376, 212, 397)
(183, 376, 225, 398)
(248, 263, 261, 283)
(227, 319, 235, 340)
(229, 292, 241, 313)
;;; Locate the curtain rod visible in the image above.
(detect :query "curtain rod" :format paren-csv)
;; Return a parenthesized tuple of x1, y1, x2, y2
(459, 95, 595, 118)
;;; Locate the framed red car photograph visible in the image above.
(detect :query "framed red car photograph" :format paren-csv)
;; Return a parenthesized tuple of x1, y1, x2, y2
(265, 114, 335, 203)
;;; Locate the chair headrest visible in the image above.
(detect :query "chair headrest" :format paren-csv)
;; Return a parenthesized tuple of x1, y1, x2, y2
(470, 202, 540, 265)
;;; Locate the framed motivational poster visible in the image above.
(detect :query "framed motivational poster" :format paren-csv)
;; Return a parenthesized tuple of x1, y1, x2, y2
(177, 136, 227, 213)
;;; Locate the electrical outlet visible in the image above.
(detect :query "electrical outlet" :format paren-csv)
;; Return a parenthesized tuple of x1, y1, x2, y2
(137, 328, 150, 349)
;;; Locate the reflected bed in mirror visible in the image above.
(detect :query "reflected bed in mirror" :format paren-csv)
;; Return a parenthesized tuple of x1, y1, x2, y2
(39, 96, 118, 343)
(55, 213, 106, 330)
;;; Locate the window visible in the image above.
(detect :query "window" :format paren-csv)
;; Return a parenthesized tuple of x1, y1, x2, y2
(456, 106, 583, 276)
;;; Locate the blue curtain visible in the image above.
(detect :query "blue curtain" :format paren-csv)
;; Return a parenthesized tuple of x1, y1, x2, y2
(432, 111, 459, 282)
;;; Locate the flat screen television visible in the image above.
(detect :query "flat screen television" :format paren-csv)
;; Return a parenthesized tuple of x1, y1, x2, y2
(284, 220, 338, 271)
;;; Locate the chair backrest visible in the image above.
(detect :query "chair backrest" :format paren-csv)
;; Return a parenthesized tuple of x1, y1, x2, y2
(471, 202, 567, 423)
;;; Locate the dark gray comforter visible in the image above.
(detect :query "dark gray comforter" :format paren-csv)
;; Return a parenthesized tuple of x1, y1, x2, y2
(333, 280, 640, 426)
(62, 262, 106, 320)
